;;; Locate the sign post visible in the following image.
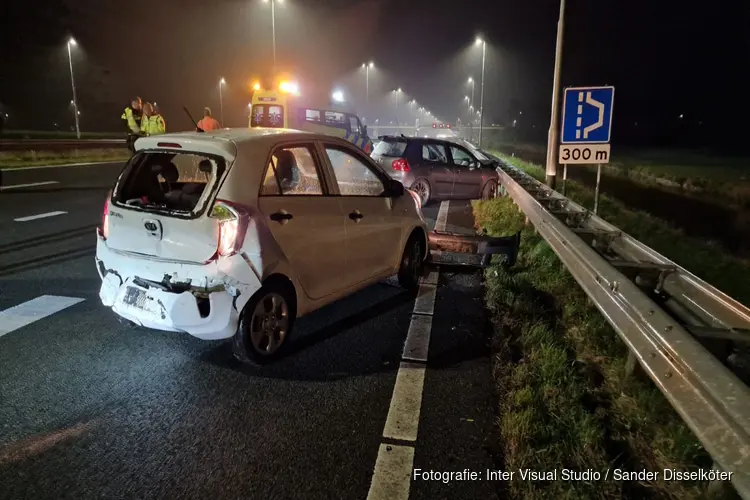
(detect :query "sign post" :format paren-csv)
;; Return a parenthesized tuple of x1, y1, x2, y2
(559, 86, 615, 214)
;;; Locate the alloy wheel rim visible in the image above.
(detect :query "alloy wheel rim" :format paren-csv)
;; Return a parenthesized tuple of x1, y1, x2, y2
(248, 292, 289, 355)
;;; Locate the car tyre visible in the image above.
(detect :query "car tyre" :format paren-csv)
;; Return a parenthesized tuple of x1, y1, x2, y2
(411, 178, 431, 205)
(232, 280, 296, 366)
(481, 180, 498, 200)
(398, 232, 426, 290)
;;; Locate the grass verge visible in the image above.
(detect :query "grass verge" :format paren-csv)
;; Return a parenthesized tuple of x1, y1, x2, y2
(0, 129, 121, 140)
(0, 149, 129, 168)
(492, 153, 750, 307)
(494, 142, 750, 208)
(475, 196, 713, 499)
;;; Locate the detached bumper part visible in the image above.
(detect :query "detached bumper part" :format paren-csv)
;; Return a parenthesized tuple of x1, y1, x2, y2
(427, 230, 521, 268)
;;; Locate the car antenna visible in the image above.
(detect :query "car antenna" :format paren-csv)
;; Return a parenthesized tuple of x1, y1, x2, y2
(184, 106, 204, 132)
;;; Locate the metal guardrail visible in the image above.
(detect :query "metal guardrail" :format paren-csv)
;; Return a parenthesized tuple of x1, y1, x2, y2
(496, 161, 750, 498)
(0, 139, 126, 151)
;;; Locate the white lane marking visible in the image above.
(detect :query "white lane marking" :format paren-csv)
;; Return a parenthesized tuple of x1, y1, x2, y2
(435, 199, 450, 231)
(367, 200, 450, 500)
(402, 315, 432, 363)
(14, 211, 67, 222)
(0, 181, 59, 191)
(412, 284, 436, 316)
(0, 161, 122, 172)
(367, 444, 415, 500)
(0, 295, 84, 338)
(382, 362, 428, 441)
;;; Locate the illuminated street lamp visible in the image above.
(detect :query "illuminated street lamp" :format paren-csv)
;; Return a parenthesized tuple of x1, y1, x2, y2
(67, 37, 80, 138)
(219, 77, 226, 126)
(262, 0, 284, 74)
(475, 37, 486, 146)
(332, 90, 345, 103)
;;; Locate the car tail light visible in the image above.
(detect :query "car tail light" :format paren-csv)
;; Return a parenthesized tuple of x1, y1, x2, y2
(98, 190, 112, 239)
(392, 158, 410, 172)
(210, 200, 249, 258)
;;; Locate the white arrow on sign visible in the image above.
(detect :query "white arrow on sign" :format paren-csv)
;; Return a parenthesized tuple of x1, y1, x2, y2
(575, 91, 606, 140)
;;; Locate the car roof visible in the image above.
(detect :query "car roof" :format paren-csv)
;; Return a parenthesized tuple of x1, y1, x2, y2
(378, 135, 451, 144)
(135, 127, 324, 158)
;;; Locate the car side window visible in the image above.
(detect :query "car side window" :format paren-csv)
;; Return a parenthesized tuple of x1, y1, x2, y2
(450, 146, 477, 168)
(421, 143, 448, 163)
(324, 146, 385, 196)
(260, 146, 324, 196)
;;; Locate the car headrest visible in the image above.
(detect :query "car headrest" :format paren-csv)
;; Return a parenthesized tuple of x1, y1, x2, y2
(198, 159, 213, 173)
(152, 162, 179, 183)
(275, 150, 297, 178)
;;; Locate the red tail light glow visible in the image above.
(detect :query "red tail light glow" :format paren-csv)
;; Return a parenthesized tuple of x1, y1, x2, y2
(392, 158, 410, 172)
(98, 190, 112, 239)
(210, 200, 249, 258)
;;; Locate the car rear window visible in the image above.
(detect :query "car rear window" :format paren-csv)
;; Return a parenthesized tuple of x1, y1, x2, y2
(113, 151, 226, 216)
(373, 138, 407, 157)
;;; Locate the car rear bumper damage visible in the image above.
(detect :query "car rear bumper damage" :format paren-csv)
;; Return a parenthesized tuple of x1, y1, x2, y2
(95, 236, 262, 340)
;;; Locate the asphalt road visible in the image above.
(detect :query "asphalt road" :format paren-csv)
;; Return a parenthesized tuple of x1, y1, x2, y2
(0, 162, 500, 500)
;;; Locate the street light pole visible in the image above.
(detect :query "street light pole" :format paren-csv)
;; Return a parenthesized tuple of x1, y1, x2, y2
(271, 0, 276, 74)
(263, 0, 282, 74)
(219, 78, 225, 126)
(395, 88, 402, 133)
(545, 0, 566, 188)
(67, 38, 80, 139)
(476, 38, 486, 147)
(468, 77, 475, 110)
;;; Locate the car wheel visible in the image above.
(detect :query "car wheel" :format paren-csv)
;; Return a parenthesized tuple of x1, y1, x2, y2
(481, 180, 498, 200)
(398, 232, 425, 290)
(411, 178, 431, 205)
(232, 281, 296, 365)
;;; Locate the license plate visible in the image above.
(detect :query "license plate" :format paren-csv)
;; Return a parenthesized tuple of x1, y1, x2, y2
(123, 286, 149, 309)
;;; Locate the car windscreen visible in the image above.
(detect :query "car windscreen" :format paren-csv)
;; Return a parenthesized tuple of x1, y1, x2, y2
(113, 151, 226, 216)
(460, 140, 489, 161)
(372, 138, 407, 157)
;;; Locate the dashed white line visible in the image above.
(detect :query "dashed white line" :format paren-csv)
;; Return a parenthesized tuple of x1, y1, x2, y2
(382, 362, 429, 442)
(0, 295, 84, 338)
(0, 181, 59, 191)
(14, 211, 67, 222)
(0, 160, 121, 172)
(367, 201, 450, 500)
(368, 444, 415, 500)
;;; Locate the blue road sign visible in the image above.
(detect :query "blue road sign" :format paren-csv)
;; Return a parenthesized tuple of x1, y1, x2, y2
(561, 86, 615, 144)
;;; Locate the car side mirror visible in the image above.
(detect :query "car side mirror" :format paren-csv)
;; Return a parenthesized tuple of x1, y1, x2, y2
(388, 179, 405, 197)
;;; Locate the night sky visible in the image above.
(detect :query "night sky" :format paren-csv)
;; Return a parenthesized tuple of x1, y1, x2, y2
(2, 0, 749, 147)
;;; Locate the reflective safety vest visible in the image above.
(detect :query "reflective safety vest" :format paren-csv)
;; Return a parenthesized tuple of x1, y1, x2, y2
(141, 115, 166, 136)
(121, 106, 142, 134)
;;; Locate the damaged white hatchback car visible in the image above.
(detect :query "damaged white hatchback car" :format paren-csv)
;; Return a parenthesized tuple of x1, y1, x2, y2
(95, 129, 428, 364)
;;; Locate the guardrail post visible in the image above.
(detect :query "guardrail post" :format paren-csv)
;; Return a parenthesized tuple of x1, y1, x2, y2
(624, 350, 645, 379)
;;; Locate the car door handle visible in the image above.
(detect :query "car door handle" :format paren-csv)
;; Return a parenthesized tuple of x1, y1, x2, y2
(270, 211, 293, 222)
(349, 210, 364, 221)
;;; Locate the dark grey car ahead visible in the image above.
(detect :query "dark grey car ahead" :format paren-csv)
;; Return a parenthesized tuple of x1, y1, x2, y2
(370, 136, 499, 205)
